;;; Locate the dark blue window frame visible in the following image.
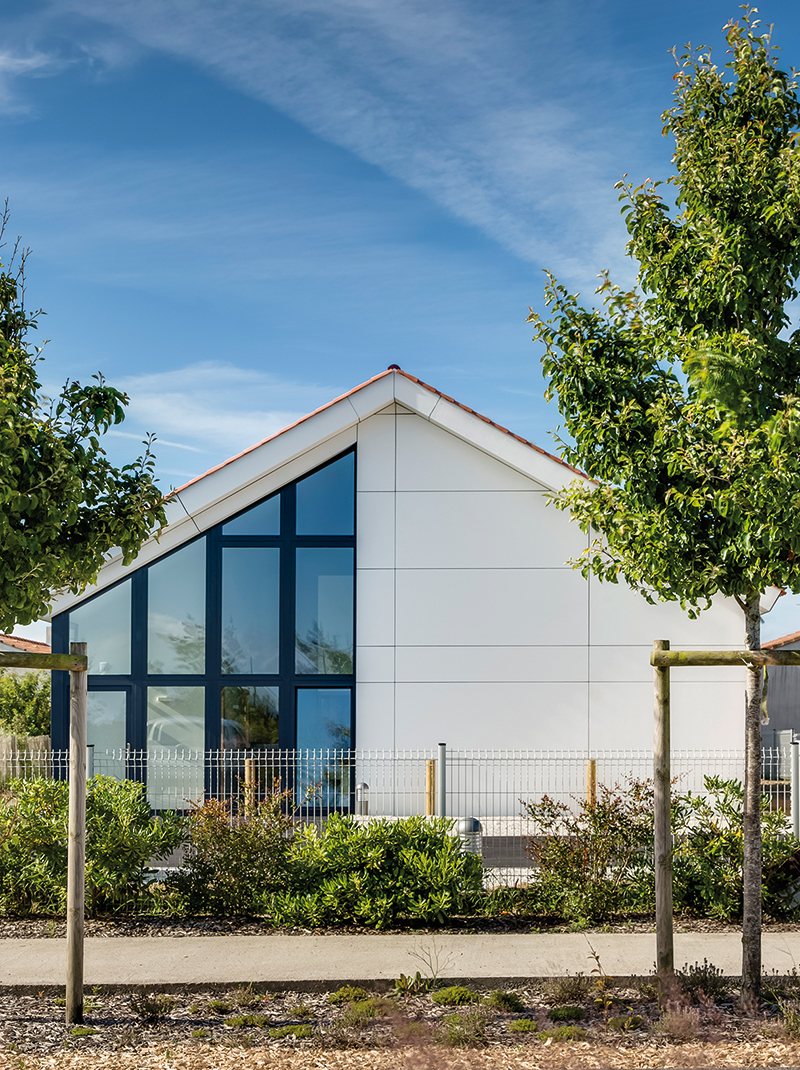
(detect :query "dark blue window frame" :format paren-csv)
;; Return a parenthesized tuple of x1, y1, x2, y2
(51, 449, 356, 757)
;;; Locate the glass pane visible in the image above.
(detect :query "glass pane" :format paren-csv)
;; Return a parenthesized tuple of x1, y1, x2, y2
(223, 494, 280, 536)
(296, 689, 351, 808)
(87, 691, 126, 780)
(69, 580, 131, 675)
(222, 548, 280, 674)
(295, 548, 354, 674)
(296, 453, 354, 535)
(148, 539, 206, 674)
(222, 686, 279, 749)
(146, 686, 205, 809)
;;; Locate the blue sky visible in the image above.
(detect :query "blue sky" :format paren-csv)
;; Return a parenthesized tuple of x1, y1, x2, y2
(3, 0, 800, 641)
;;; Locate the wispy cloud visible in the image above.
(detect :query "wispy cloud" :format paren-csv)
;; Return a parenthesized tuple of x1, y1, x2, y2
(49, 0, 639, 283)
(0, 50, 58, 114)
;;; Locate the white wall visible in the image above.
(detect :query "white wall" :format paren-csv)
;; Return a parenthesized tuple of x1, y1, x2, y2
(355, 407, 746, 752)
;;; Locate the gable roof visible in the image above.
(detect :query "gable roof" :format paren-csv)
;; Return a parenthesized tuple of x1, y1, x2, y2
(48, 366, 588, 617)
(763, 630, 800, 650)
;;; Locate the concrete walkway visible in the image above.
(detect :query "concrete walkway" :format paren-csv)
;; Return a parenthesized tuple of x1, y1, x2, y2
(2, 932, 800, 989)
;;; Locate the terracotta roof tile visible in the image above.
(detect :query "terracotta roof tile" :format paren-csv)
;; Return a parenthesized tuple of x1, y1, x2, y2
(763, 630, 800, 650)
(0, 634, 51, 654)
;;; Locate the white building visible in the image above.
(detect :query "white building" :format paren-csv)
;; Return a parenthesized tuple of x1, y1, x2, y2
(48, 367, 746, 764)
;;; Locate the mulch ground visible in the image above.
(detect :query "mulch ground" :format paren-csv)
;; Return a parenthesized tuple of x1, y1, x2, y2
(2, 978, 800, 1068)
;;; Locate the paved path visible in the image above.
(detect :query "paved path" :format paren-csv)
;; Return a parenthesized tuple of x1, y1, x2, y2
(2, 932, 800, 989)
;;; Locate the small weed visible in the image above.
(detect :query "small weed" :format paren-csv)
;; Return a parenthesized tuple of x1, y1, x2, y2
(188, 1003, 201, 1014)
(290, 1003, 315, 1018)
(409, 937, 455, 984)
(508, 1018, 538, 1033)
(393, 971, 430, 996)
(227, 1013, 270, 1028)
(545, 974, 590, 1004)
(676, 959, 728, 1003)
(608, 1013, 644, 1031)
(431, 985, 477, 1006)
(54, 997, 66, 1007)
(208, 999, 233, 1015)
(341, 1000, 377, 1028)
(781, 1000, 800, 1039)
(329, 985, 370, 1005)
(270, 1024, 313, 1039)
(233, 984, 262, 1008)
(45, 920, 57, 938)
(191, 1029, 209, 1039)
(129, 990, 177, 1022)
(540, 1025, 586, 1041)
(70, 1027, 98, 1037)
(487, 990, 525, 1012)
(438, 1010, 488, 1048)
(631, 974, 659, 1002)
(548, 1005, 586, 1021)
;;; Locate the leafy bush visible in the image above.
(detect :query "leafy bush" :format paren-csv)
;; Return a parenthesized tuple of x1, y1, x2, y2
(0, 670, 50, 737)
(486, 990, 525, 1012)
(268, 814, 482, 929)
(0, 775, 183, 914)
(672, 776, 800, 921)
(166, 791, 294, 915)
(431, 986, 477, 1006)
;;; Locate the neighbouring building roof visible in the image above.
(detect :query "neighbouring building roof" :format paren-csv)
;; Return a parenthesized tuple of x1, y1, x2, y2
(763, 631, 800, 650)
(0, 634, 51, 654)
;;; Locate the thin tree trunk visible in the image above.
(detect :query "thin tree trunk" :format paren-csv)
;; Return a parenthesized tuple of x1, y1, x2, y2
(741, 594, 763, 1006)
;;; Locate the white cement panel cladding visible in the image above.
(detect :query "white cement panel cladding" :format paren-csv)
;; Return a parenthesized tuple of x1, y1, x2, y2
(355, 408, 746, 751)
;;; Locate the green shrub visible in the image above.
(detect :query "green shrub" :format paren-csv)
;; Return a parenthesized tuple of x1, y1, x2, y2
(329, 985, 370, 1005)
(341, 999, 377, 1028)
(130, 990, 177, 1022)
(608, 1014, 643, 1030)
(270, 1024, 312, 1039)
(487, 990, 525, 1012)
(0, 776, 183, 915)
(166, 791, 294, 915)
(540, 1025, 586, 1041)
(208, 999, 233, 1015)
(508, 1017, 538, 1033)
(0, 670, 50, 737)
(438, 1010, 487, 1048)
(268, 814, 482, 929)
(544, 974, 591, 1004)
(227, 1014, 270, 1028)
(547, 1006, 586, 1021)
(675, 959, 729, 1002)
(431, 986, 477, 1006)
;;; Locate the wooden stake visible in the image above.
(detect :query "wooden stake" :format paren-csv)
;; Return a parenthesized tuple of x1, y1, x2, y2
(244, 758, 256, 816)
(586, 759, 597, 807)
(425, 759, 435, 816)
(653, 639, 674, 1000)
(66, 642, 87, 1025)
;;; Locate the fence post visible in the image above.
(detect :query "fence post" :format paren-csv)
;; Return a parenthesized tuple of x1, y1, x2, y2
(653, 639, 674, 1000)
(792, 740, 800, 840)
(426, 759, 435, 816)
(586, 758, 596, 807)
(66, 642, 87, 1025)
(244, 757, 255, 816)
(437, 743, 447, 818)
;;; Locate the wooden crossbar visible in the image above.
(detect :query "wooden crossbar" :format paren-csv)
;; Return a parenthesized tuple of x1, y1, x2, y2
(650, 649, 800, 668)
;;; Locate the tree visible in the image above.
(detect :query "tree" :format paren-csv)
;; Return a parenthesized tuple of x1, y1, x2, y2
(0, 211, 166, 632)
(527, 10, 800, 1003)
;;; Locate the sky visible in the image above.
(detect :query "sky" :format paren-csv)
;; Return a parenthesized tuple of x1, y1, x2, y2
(2, 0, 800, 642)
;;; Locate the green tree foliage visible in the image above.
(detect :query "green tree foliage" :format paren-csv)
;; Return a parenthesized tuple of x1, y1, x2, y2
(0, 775, 183, 915)
(526, 10, 800, 999)
(0, 670, 49, 736)
(0, 213, 166, 631)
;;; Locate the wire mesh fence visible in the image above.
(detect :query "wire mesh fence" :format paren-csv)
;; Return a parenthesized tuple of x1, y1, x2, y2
(0, 745, 794, 883)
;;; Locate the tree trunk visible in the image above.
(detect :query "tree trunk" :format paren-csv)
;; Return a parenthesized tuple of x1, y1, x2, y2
(741, 594, 763, 1006)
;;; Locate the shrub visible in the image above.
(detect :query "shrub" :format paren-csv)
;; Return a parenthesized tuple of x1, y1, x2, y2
(270, 1024, 312, 1039)
(0, 776, 183, 915)
(608, 1013, 644, 1030)
(487, 990, 525, 1012)
(781, 1000, 800, 1039)
(508, 1017, 538, 1033)
(539, 1025, 586, 1041)
(438, 1010, 487, 1048)
(0, 670, 49, 737)
(675, 959, 729, 1003)
(652, 1004, 701, 1041)
(130, 990, 177, 1022)
(208, 999, 233, 1015)
(544, 974, 591, 1004)
(431, 986, 477, 1006)
(341, 1000, 377, 1028)
(548, 1006, 586, 1021)
(166, 790, 294, 916)
(268, 814, 482, 929)
(227, 1014, 270, 1028)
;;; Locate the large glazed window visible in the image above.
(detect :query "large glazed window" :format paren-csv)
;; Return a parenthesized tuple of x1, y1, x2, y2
(148, 539, 206, 674)
(146, 686, 205, 808)
(87, 691, 126, 780)
(222, 493, 280, 536)
(222, 547, 280, 674)
(222, 686, 279, 749)
(295, 548, 354, 674)
(296, 452, 354, 535)
(69, 580, 131, 674)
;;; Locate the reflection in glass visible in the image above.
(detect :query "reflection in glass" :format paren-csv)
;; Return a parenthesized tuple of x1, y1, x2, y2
(223, 494, 280, 536)
(148, 539, 206, 674)
(69, 580, 131, 674)
(295, 548, 353, 674)
(222, 548, 280, 674)
(296, 453, 354, 535)
(146, 686, 205, 809)
(222, 686, 279, 749)
(87, 691, 126, 780)
(296, 689, 351, 808)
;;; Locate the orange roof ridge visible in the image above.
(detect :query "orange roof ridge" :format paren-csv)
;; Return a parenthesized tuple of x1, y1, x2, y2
(173, 366, 587, 496)
(763, 630, 800, 650)
(0, 633, 51, 653)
